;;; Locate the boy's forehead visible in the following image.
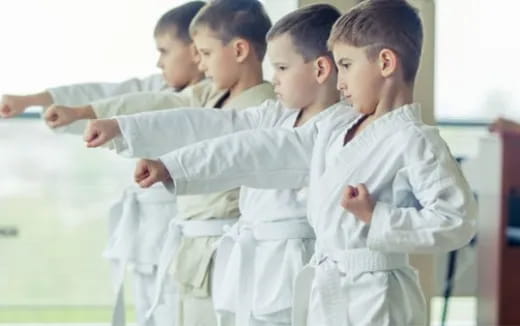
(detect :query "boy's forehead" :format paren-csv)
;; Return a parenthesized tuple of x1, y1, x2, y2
(267, 34, 303, 61)
(332, 42, 361, 60)
(192, 26, 222, 43)
(155, 32, 178, 45)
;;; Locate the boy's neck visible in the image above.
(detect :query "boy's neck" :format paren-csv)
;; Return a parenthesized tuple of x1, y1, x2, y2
(297, 81, 340, 126)
(190, 73, 205, 86)
(373, 82, 414, 119)
(353, 82, 414, 137)
(227, 61, 264, 100)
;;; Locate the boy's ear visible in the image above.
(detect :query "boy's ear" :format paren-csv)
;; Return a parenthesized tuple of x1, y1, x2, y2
(314, 56, 333, 84)
(190, 43, 201, 65)
(232, 38, 251, 63)
(378, 48, 398, 78)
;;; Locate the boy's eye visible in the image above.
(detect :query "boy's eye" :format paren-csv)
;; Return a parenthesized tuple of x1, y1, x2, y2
(277, 66, 287, 71)
(340, 63, 350, 70)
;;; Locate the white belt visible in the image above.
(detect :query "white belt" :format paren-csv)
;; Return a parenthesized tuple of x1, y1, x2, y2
(217, 219, 315, 326)
(292, 248, 410, 326)
(107, 185, 176, 326)
(146, 217, 239, 320)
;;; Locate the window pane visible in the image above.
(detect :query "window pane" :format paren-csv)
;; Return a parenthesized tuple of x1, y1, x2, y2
(0, 120, 135, 318)
(435, 0, 520, 122)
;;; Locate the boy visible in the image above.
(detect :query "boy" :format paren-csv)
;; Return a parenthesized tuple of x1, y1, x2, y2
(1, 3, 206, 326)
(84, 5, 341, 325)
(90, 0, 477, 325)
(56, 1, 274, 325)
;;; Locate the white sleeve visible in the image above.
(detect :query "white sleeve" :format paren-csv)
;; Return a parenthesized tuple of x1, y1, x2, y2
(45, 74, 166, 135)
(367, 133, 477, 253)
(159, 124, 316, 194)
(47, 74, 166, 105)
(114, 100, 282, 158)
(90, 90, 191, 119)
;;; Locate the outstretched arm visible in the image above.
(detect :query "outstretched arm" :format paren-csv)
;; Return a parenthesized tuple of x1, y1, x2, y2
(87, 100, 286, 158)
(135, 123, 317, 192)
(44, 74, 167, 133)
(0, 92, 53, 118)
(41, 89, 190, 133)
(1, 74, 166, 134)
(47, 74, 167, 106)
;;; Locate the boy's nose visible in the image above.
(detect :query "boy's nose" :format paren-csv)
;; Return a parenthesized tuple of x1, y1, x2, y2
(197, 61, 207, 73)
(336, 79, 345, 91)
(271, 75, 279, 86)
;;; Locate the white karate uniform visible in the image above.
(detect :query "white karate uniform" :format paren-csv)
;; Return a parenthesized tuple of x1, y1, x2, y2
(112, 100, 340, 325)
(47, 74, 179, 326)
(151, 103, 477, 326)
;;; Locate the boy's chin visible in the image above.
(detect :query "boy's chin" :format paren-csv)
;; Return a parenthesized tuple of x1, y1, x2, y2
(167, 81, 183, 89)
(212, 79, 231, 91)
(279, 98, 299, 110)
(355, 105, 376, 115)
(164, 76, 186, 90)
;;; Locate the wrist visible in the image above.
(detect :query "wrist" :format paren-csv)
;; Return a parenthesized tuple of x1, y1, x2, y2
(359, 204, 375, 224)
(27, 92, 53, 107)
(76, 105, 97, 120)
(111, 119, 122, 136)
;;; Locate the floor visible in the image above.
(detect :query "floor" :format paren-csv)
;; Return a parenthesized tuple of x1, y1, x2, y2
(0, 297, 478, 326)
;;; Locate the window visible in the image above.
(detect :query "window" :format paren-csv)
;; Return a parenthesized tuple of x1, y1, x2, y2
(435, 0, 520, 123)
(0, 120, 135, 322)
(0, 0, 297, 322)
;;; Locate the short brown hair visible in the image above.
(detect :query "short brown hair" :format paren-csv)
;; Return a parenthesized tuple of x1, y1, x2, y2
(328, 0, 423, 83)
(154, 1, 206, 43)
(189, 0, 272, 61)
(267, 4, 341, 62)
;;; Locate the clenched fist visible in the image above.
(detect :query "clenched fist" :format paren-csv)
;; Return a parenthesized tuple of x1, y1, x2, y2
(83, 119, 121, 147)
(1, 92, 53, 118)
(1, 94, 32, 118)
(44, 105, 81, 128)
(134, 159, 172, 188)
(340, 184, 375, 224)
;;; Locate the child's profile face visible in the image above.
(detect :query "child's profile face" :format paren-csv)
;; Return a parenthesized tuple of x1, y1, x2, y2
(267, 34, 319, 110)
(333, 42, 383, 115)
(155, 32, 200, 89)
(192, 26, 238, 90)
